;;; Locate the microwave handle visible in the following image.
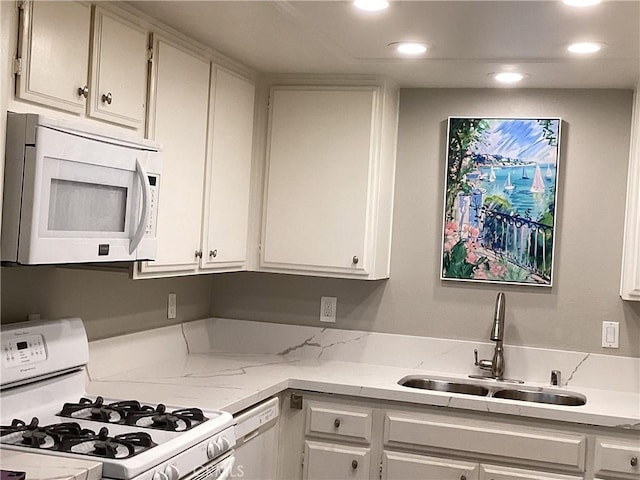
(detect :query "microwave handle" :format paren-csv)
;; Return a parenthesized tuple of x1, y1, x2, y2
(130, 159, 151, 254)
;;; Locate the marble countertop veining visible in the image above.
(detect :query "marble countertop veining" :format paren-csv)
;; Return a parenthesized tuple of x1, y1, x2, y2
(84, 318, 640, 430)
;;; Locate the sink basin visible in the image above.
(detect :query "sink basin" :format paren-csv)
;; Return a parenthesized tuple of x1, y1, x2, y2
(399, 377, 489, 396)
(492, 389, 587, 406)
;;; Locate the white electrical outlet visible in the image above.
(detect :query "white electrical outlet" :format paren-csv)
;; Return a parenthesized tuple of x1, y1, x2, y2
(320, 296, 337, 323)
(168, 293, 177, 319)
(602, 321, 619, 348)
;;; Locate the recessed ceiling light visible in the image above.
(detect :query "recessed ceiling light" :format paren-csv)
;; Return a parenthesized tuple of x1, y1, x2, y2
(354, 0, 389, 11)
(562, 0, 601, 6)
(567, 42, 602, 54)
(493, 72, 525, 84)
(391, 42, 428, 55)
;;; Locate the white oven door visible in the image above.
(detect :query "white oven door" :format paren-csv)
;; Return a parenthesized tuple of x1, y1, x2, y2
(181, 454, 235, 480)
(18, 126, 155, 264)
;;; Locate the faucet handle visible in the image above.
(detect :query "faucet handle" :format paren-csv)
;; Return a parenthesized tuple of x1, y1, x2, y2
(473, 349, 480, 366)
(550, 370, 561, 386)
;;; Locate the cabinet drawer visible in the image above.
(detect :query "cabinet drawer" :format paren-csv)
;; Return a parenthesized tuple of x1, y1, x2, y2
(480, 464, 584, 480)
(384, 412, 586, 470)
(594, 437, 640, 477)
(306, 402, 373, 443)
(304, 440, 370, 480)
(383, 451, 479, 480)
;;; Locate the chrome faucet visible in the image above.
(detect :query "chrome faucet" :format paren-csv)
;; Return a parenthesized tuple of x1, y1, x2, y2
(473, 292, 506, 380)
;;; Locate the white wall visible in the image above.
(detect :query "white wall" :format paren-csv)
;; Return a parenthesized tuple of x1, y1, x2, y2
(208, 88, 640, 358)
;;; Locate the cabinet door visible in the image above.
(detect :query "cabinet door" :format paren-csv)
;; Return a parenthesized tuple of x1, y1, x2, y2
(383, 451, 479, 480)
(17, 1, 90, 113)
(139, 36, 210, 275)
(262, 87, 376, 276)
(304, 440, 370, 480)
(201, 67, 255, 270)
(88, 7, 148, 128)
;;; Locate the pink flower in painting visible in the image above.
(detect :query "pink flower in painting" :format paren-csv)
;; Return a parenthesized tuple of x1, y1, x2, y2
(468, 226, 480, 240)
(474, 268, 488, 280)
(466, 249, 478, 264)
(489, 262, 507, 277)
(445, 222, 458, 237)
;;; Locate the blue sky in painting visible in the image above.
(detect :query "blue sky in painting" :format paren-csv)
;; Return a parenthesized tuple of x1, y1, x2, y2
(471, 119, 559, 165)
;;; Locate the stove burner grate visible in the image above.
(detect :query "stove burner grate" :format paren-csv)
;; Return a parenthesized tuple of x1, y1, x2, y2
(58, 396, 208, 431)
(0, 417, 157, 459)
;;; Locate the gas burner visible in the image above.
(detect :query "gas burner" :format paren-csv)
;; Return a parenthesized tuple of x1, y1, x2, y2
(62, 426, 156, 459)
(59, 396, 130, 423)
(125, 404, 207, 432)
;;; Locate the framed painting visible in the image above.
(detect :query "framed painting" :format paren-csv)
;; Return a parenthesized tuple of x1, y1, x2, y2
(441, 117, 562, 286)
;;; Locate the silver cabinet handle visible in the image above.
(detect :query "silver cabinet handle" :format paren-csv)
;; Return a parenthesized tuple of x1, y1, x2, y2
(78, 85, 89, 98)
(352, 256, 359, 265)
(334, 418, 341, 428)
(102, 92, 113, 105)
(631, 456, 638, 467)
(195, 250, 203, 259)
(351, 460, 358, 469)
(209, 249, 217, 258)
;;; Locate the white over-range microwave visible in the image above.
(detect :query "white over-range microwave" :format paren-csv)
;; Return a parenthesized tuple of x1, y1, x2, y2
(2, 112, 161, 265)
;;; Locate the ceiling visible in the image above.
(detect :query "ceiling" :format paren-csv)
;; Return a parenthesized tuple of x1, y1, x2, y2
(127, 1, 640, 88)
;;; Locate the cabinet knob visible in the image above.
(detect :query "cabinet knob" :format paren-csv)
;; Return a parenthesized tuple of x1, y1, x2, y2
(209, 249, 218, 258)
(352, 256, 359, 265)
(195, 250, 203, 259)
(102, 92, 113, 105)
(334, 418, 341, 428)
(351, 460, 358, 470)
(78, 85, 89, 98)
(460, 476, 466, 480)
(631, 456, 638, 467)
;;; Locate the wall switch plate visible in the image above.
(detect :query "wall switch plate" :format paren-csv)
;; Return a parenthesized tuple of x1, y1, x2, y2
(602, 321, 619, 348)
(167, 293, 177, 319)
(320, 296, 337, 323)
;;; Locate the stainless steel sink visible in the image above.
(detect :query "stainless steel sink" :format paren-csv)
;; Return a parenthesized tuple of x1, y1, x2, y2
(492, 388, 586, 406)
(397, 376, 587, 406)
(399, 377, 489, 396)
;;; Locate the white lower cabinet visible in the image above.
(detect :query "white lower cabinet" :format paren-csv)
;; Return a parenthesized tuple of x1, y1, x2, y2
(277, 392, 639, 480)
(304, 441, 371, 480)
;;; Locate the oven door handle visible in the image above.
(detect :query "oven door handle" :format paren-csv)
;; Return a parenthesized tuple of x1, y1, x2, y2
(130, 158, 151, 254)
(217, 456, 235, 480)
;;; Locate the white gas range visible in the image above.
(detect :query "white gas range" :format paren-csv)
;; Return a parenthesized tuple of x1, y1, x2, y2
(0, 318, 236, 480)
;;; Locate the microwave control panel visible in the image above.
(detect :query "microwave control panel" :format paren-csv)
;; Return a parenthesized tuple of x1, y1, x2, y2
(2, 334, 47, 367)
(145, 175, 159, 237)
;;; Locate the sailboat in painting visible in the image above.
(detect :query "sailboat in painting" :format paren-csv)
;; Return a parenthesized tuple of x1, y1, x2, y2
(504, 171, 515, 191)
(489, 165, 496, 182)
(522, 166, 529, 179)
(530, 165, 545, 193)
(545, 163, 553, 180)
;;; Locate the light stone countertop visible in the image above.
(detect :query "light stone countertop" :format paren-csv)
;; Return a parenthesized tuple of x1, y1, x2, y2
(0, 450, 101, 480)
(86, 319, 640, 430)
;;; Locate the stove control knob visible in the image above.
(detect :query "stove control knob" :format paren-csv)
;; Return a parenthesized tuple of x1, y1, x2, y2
(152, 472, 169, 480)
(207, 441, 220, 459)
(216, 436, 230, 452)
(164, 465, 180, 480)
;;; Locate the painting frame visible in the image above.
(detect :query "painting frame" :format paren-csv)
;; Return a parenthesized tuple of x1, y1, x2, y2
(440, 116, 562, 287)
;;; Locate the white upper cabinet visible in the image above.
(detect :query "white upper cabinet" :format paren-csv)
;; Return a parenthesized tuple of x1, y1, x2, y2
(621, 87, 640, 300)
(137, 35, 210, 276)
(200, 67, 255, 271)
(15, 1, 148, 129)
(88, 7, 148, 128)
(261, 84, 398, 279)
(16, 1, 91, 114)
